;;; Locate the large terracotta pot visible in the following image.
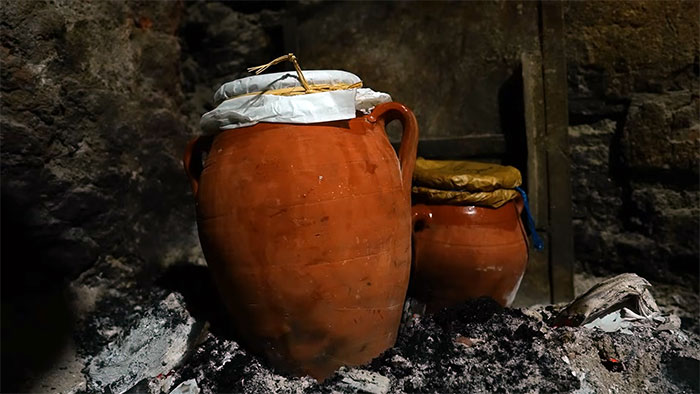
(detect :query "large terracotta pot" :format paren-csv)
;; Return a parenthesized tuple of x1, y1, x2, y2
(183, 102, 418, 380)
(410, 199, 528, 311)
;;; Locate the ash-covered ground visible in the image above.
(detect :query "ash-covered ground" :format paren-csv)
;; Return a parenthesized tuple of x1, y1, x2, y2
(63, 265, 700, 394)
(167, 300, 699, 394)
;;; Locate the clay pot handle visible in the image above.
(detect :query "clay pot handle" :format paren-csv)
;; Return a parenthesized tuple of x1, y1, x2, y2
(368, 102, 419, 198)
(182, 135, 213, 197)
(412, 205, 433, 233)
(411, 205, 433, 275)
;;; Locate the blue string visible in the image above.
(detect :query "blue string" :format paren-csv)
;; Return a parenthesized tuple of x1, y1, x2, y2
(515, 187, 544, 250)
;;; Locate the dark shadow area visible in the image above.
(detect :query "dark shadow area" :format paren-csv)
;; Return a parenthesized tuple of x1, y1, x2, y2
(433, 297, 504, 328)
(663, 355, 700, 393)
(156, 263, 235, 338)
(178, 0, 288, 99)
(221, 0, 287, 15)
(1, 194, 76, 392)
(498, 66, 528, 180)
(668, 255, 700, 283)
(157, 263, 316, 383)
(497, 67, 542, 247)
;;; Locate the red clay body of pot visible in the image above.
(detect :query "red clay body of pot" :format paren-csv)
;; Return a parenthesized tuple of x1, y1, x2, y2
(183, 103, 418, 380)
(411, 200, 528, 311)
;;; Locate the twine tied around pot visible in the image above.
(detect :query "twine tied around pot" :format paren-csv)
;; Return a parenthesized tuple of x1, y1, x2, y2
(238, 53, 362, 99)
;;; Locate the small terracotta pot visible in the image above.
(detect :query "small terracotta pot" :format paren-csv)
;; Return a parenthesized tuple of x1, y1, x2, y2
(410, 199, 528, 311)
(183, 102, 418, 380)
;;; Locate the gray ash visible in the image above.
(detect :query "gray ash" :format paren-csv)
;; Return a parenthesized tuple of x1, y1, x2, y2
(167, 296, 700, 393)
(75, 267, 699, 394)
(364, 298, 580, 393)
(173, 335, 318, 394)
(75, 286, 169, 359)
(171, 298, 580, 393)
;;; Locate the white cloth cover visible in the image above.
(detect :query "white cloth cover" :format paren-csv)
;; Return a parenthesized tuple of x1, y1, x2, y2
(199, 70, 391, 133)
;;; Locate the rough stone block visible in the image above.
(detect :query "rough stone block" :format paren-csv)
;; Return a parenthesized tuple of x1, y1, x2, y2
(621, 91, 699, 174)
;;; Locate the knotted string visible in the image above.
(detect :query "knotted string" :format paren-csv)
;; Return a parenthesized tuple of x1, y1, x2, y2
(248, 53, 311, 91)
(237, 53, 362, 100)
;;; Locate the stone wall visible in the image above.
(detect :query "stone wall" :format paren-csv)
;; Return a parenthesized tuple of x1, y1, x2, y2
(295, 1, 540, 139)
(0, 0, 698, 389)
(565, 1, 699, 283)
(0, 1, 193, 388)
(7, 0, 694, 304)
(0, 1, 284, 283)
(1, 1, 193, 283)
(295, 0, 700, 283)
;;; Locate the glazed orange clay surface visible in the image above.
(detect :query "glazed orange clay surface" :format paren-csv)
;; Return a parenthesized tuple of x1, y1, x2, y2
(411, 200, 529, 311)
(184, 103, 418, 380)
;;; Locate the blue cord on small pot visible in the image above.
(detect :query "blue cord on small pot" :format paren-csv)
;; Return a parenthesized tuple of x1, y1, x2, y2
(515, 187, 544, 250)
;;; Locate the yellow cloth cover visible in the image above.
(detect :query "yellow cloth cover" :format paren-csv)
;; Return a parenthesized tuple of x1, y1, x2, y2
(412, 158, 523, 208)
(412, 186, 520, 208)
(413, 158, 522, 192)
